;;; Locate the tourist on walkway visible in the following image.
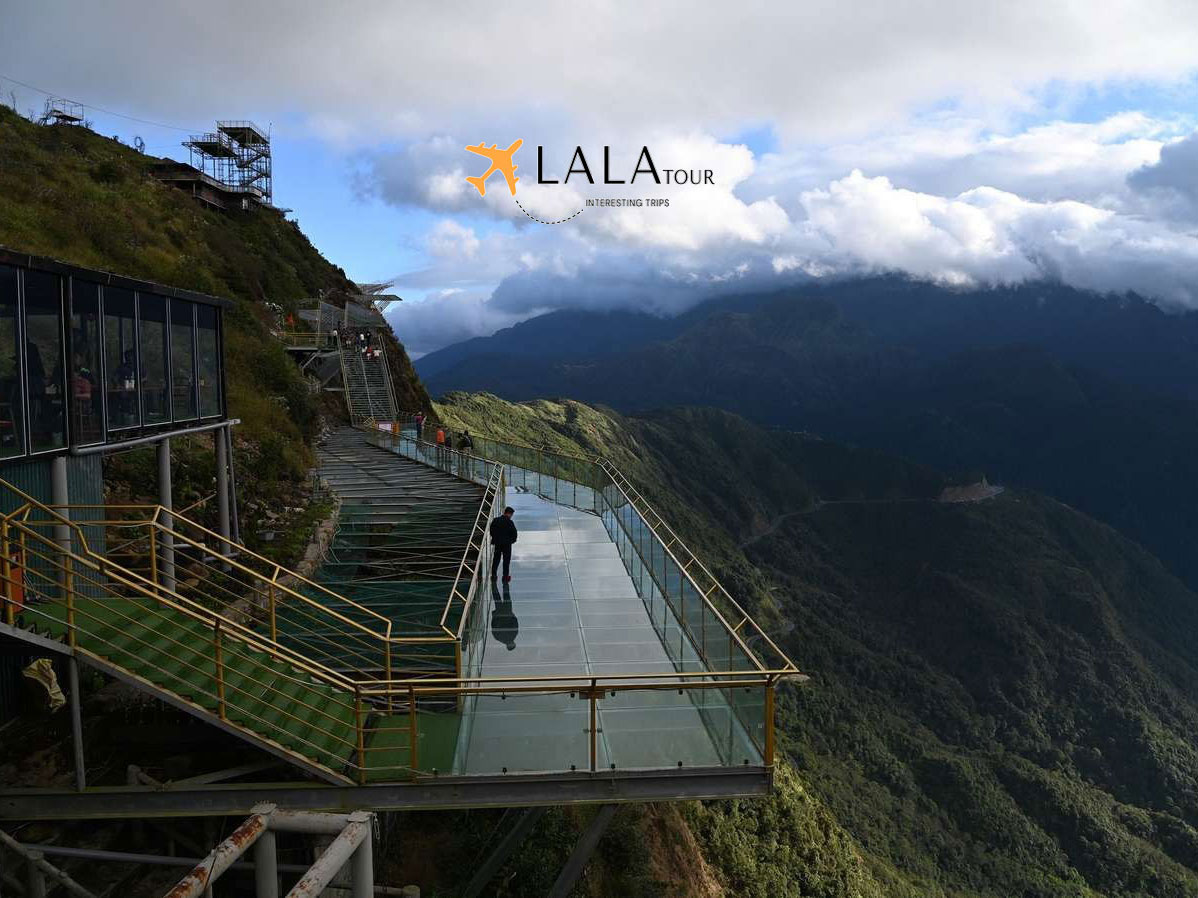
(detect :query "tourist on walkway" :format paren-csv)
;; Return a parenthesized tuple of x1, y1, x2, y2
(489, 506, 518, 582)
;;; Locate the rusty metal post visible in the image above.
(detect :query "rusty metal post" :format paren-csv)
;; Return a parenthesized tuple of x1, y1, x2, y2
(163, 812, 268, 898)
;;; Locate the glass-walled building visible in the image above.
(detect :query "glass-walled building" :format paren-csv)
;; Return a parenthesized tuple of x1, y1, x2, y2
(0, 248, 229, 459)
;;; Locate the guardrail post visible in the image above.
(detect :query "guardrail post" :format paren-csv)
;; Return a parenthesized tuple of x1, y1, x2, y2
(384, 641, 393, 713)
(268, 582, 278, 642)
(214, 620, 226, 721)
(215, 424, 232, 573)
(589, 680, 598, 772)
(408, 684, 418, 772)
(157, 438, 176, 592)
(149, 528, 159, 586)
(764, 679, 775, 767)
(355, 687, 366, 785)
(2, 518, 12, 625)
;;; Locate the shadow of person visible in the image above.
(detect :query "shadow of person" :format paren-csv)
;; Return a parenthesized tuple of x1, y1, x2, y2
(491, 580, 519, 652)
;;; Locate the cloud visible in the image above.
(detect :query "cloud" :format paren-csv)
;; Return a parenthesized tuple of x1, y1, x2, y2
(797, 171, 1198, 303)
(384, 288, 525, 359)
(426, 219, 480, 259)
(1128, 131, 1198, 221)
(5, 1, 1198, 142)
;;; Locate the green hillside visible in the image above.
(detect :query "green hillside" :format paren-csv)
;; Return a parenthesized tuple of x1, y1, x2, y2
(437, 393, 1198, 898)
(0, 104, 430, 555)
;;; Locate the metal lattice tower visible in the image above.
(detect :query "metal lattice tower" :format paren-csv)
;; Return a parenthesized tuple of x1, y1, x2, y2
(183, 120, 272, 205)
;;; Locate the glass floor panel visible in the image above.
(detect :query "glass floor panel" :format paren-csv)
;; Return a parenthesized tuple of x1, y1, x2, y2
(456, 488, 757, 774)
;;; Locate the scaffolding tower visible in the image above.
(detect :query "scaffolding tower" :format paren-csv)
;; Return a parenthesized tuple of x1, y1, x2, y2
(38, 98, 85, 126)
(183, 120, 273, 205)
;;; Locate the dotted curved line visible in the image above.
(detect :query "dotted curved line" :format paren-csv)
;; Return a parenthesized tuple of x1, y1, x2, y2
(514, 197, 585, 225)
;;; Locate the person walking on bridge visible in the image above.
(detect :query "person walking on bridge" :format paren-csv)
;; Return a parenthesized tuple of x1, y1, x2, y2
(489, 506, 518, 583)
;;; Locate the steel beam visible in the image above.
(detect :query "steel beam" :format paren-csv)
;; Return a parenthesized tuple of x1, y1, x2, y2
(547, 804, 617, 898)
(0, 767, 770, 820)
(67, 656, 85, 791)
(157, 438, 176, 591)
(17, 842, 307, 875)
(283, 811, 370, 898)
(215, 428, 231, 570)
(460, 806, 545, 898)
(163, 811, 268, 898)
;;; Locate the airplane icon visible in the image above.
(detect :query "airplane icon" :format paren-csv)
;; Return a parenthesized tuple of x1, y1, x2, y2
(465, 139, 523, 197)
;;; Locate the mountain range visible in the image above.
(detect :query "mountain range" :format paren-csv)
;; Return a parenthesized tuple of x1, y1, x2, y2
(418, 280, 1198, 588)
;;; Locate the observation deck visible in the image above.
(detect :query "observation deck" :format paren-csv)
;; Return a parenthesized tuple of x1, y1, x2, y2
(0, 422, 800, 820)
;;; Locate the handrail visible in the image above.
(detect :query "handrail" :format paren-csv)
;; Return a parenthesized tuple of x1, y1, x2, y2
(360, 426, 505, 645)
(442, 463, 504, 635)
(14, 496, 396, 655)
(389, 411, 802, 676)
(598, 460, 799, 673)
(3, 510, 360, 692)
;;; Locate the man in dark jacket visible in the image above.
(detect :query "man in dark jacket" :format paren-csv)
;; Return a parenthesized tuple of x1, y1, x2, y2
(489, 506, 517, 582)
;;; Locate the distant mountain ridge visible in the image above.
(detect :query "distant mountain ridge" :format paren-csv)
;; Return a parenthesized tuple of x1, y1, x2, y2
(420, 279, 1198, 589)
(435, 395, 1198, 898)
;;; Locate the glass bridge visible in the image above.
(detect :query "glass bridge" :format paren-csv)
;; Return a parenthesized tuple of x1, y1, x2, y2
(343, 423, 798, 784)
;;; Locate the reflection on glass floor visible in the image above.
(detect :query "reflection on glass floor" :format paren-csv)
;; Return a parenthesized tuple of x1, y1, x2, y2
(457, 489, 759, 774)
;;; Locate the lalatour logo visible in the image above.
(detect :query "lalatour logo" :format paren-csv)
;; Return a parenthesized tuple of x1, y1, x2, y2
(464, 140, 714, 224)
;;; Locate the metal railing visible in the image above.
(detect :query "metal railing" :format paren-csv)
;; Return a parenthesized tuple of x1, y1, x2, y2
(365, 415, 802, 769)
(0, 497, 364, 780)
(1, 411, 800, 781)
(274, 330, 337, 350)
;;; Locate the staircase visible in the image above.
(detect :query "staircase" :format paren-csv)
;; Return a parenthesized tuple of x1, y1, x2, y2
(338, 333, 397, 425)
(0, 486, 417, 784)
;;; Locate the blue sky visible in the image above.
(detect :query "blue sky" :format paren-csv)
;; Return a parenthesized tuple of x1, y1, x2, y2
(3, 1, 1198, 356)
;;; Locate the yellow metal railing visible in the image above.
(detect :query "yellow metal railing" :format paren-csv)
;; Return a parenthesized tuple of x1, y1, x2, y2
(275, 330, 336, 349)
(15, 499, 397, 683)
(1, 408, 800, 780)
(0, 502, 364, 780)
(364, 416, 802, 768)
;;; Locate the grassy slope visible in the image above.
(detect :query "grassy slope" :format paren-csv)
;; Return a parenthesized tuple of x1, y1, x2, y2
(0, 105, 430, 557)
(436, 393, 1198, 898)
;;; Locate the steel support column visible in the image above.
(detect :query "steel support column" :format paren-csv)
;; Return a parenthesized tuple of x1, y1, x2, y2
(461, 806, 546, 898)
(67, 655, 85, 791)
(225, 426, 242, 544)
(350, 812, 374, 898)
(26, 848, 48, 898)
(254, 829, 279, 898)
(546, 804, 617, 898)
(157, 438, 176, 591)
(215, 426, 231, 570)
(49, 455, 69, 555)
